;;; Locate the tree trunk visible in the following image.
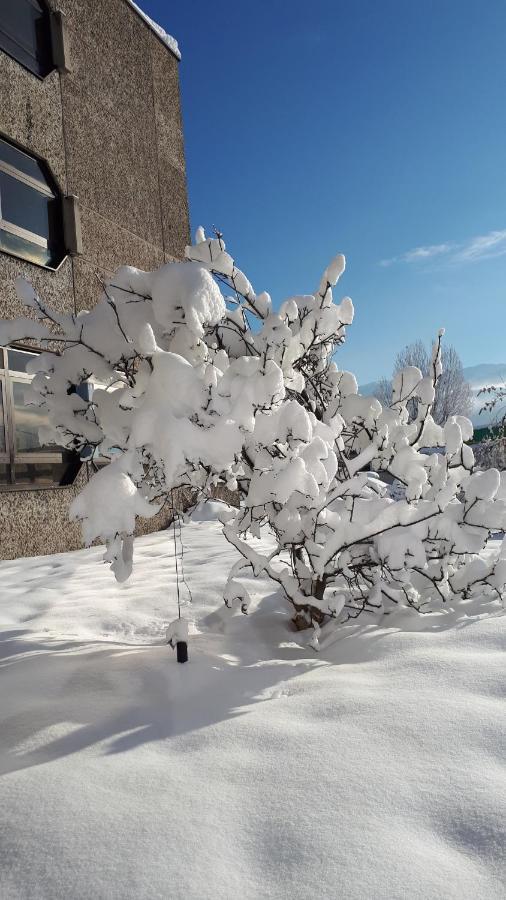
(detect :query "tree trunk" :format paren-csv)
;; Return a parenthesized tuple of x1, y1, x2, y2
(291, 578, 326, 631)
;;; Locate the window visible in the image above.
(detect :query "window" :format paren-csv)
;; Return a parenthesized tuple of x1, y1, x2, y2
(0, 347, 81, 489)
(0, 0, 53, 78)
(0, 136, 65, 269)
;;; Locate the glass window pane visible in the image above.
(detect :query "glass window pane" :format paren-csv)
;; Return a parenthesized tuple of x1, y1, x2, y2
(7, 348, 38, 373)
(13, 451, 80, 487)
(0, 0, 52, 78)
(0, 379, 5, 452)
(0, 137, 47, 184)
(0, 462, 11, 484)
(0, 227, 53, 267)
(0, 170, 53, 236)
(12, 380, 53, 452)
(0, 138, 65, 268)
(0, 352, 82, 490)
(14, 460, 65, 486)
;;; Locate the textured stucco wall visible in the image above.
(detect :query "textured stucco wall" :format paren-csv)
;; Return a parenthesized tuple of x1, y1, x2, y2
(0, 48, 73, 323)
(0, 0, 189, 559)
(0, 469, 181, 560)
(57, 0, 189, 311)
(0, 48, 67, 187)
(0, 477, 84, 560)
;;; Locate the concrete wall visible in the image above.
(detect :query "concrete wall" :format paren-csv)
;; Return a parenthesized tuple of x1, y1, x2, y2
(0, 0, 189, 559)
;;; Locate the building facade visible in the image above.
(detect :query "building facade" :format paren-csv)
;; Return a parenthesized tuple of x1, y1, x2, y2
(0, 0, 189, 559)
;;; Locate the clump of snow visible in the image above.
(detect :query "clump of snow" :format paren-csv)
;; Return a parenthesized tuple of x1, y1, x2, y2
(70, 462, 159, 546)
(466, 468, 501, 502)
(151, 261, 226, 338)
(69, 459, 159, 580)
(165, 617, 189, 645)
(190, 499, 234, 522)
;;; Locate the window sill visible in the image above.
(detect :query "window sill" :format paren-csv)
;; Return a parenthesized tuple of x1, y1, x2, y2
(0, 481, 75, 493)
(0, 48, 54, 81)
(0, 244, 68, 273)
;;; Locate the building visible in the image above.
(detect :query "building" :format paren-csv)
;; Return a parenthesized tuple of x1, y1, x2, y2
(0, 0, 189, 559)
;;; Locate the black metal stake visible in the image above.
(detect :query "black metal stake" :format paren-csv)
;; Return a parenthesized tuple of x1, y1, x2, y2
(176, 640, 188, 664)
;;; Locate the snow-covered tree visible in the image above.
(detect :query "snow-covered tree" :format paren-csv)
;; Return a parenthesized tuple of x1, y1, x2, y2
(373, 375, 393, 411)
(474, 384, 506, 471)
(2, 230, 506, 644)
(376, 340, 472, 425)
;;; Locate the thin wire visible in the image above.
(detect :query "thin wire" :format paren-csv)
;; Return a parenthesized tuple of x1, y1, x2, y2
(171, 489, 181, 620)
(178, 508, 193, 605)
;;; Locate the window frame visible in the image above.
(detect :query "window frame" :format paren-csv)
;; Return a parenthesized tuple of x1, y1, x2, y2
(0, 0, 55, 80)
(0, 135, 67, 272)
(0, 372, 9, 477)
(0, 345, 81, 492)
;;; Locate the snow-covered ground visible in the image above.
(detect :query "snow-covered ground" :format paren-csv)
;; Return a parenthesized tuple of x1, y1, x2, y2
(1, 504, 505, 899)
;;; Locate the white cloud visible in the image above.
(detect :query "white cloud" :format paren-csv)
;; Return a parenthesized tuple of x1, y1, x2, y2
(380, 229, 506, 268)
(380, 244, 453, 266)
(452, 229, 506, 263)
(403, 243, 453, 262)
(380, 243, 452, 267)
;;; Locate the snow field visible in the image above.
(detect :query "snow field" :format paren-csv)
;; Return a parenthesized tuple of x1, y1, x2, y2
(0, 509, 505, 899)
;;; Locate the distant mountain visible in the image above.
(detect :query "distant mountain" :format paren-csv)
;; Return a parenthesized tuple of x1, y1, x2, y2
(360, 363, 506, 427)
(360, 380, 383, 398)
(465, 364, 506, 427)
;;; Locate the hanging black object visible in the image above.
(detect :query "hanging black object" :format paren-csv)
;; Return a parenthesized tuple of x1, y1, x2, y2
(176, 640, 188, 664)
(166, 490, 190, 663)
(166, 492, 191, 663)
(166, 624, 189, 662)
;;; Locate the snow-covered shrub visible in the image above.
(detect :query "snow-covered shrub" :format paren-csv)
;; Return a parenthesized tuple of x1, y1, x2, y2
(474, 436, 506, 472)
(2, 230, 506, 639)
(474, 385, 506, 471)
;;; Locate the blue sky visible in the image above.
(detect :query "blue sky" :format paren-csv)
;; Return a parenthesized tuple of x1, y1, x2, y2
(143, 0, 506, 383)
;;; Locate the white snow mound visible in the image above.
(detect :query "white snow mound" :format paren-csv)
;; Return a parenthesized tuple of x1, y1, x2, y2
(190, 499, 234, 522)
(0, 522, 504, 900)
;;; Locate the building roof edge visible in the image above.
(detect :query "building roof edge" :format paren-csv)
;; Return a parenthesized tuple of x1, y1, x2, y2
(124, 0, 181, 60)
